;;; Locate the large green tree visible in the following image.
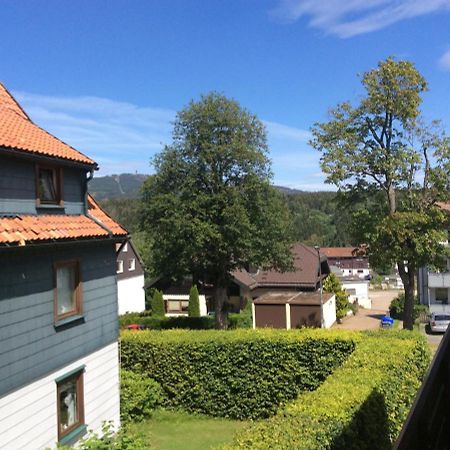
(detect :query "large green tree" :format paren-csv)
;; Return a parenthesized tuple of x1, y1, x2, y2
(311, 58, 450, 330)
(141, 93, 293, 328)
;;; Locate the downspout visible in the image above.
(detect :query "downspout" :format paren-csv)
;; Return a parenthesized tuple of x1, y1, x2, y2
(84, 169, 115, 237)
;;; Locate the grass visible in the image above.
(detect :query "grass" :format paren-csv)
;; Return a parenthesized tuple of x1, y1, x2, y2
(128, 410, 247, 450)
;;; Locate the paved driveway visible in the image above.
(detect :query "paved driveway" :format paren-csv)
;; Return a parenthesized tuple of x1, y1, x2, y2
(333, 289, 399, 331)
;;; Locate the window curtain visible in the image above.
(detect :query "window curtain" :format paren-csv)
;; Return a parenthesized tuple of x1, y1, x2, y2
(39, 169, 57, 202)
(57, 266, 75, 315)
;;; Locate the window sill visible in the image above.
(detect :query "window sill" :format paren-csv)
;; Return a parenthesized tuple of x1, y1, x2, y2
(54, 314, 85, 330)
(59, 424, 87, 446)
(37, 204, 65, 211)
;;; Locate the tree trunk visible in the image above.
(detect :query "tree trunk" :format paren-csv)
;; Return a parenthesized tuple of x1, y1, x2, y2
(214, 278, 228, 329)
(388, 184, 396, 215)
(398, 261, 415, 330)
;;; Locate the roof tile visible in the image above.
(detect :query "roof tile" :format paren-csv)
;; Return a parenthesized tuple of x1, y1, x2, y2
(0, 83, 96, 166)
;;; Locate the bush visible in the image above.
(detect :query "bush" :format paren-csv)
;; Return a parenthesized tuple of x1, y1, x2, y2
(324, 273, 350, 320)
(389, 293, 429, 321)
(120, 369, 165, 422)
(188, 285, 201, 317)
(119, 313, 215, 330)
(56, 421, 148, 450)
(121, 329, 355, 420)
(227, 331, 430, 449)
(150, 289, 165, 317)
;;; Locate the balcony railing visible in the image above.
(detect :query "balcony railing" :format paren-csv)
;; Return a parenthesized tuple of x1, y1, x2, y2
(428, 272, 450, 288)
(393, 328, 450, 449)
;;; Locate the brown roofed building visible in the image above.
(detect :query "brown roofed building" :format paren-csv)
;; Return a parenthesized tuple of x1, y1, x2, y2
(321, 247, 370, 279)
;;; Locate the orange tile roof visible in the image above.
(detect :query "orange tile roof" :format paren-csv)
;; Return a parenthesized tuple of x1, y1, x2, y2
(0, 195, 127, 246)
(87, 194, 128, 236)
(0, 83, 96, 166)
(321, 247, 361, 258)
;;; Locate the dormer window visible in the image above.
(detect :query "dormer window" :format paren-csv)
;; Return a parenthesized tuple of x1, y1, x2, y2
(36, 165, 63, 206)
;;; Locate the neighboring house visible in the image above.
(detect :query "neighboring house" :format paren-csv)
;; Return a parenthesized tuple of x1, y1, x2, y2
(232, 243, 330, 300)
(253, 291, 336, 329)
(321, 247, 370, 279)
(116, 239, 146, 315)
(0, 83, 127, 449)
(418, 203, 450, 313)
(340, 276, 371, 309)
(418, 260, 450, 314)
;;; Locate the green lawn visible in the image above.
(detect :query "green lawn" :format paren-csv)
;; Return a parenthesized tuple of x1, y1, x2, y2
(128, 410, 246, 450)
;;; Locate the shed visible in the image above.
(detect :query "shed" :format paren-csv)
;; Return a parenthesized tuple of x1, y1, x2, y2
(253, 291, 336, 329)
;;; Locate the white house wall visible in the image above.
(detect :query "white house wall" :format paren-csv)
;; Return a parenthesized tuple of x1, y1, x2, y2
(163, 294, 207, 316)
(323, 295, 336, 328)
(0, 342, 120, 450)
(117, 274, 145, 315)
(341, 281, 371, 309)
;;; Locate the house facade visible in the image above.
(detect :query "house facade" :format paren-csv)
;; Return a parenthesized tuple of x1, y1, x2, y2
(418, 262, 450, 313)
(321, 247, 370, 279)
(116, 240, 146, 315)
(0, 83, 127, 449)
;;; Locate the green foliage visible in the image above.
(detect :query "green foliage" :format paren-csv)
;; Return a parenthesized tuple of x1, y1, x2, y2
(120, 369, 165, 423)
(323, 273, 350, 320)
(56, 422, 148, 450)
(150, 289, 165, 317)
(119, 312, 215, 330)
(310, 57, 450, 329)
(323, 272, 342, 293)
(120, 329, 355, 420)
(228, 331, 430, 449)
(389, 293, 428, 321)
(335, 290, 350, 320)
(188, 285, 201, 317)
(140, 92, 294, 327)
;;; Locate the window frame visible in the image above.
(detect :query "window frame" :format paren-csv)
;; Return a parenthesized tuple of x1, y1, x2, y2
(54, 260, 82, 322)
(36, 164, 64, 207)
(117, 260, 124, 274)
(128, 258, 136, 271)
(56, 369, 85, 442)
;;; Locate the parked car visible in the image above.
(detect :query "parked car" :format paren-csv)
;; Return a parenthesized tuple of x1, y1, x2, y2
(429, 313, 450, 334)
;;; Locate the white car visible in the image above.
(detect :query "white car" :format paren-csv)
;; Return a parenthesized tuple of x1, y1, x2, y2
(429, 312, 450, 334)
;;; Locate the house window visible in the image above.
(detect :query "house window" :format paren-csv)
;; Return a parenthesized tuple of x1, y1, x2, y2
(117, 260, 123, 273)
(54, 261, 82, 321)
(57, 369, 85, 442)
(37, 166, 62, 205)
(122, 243, 128, 252)
(128, 258, 136, 271)
(435, 288, 448, 303)
(166, 300, 189, 313)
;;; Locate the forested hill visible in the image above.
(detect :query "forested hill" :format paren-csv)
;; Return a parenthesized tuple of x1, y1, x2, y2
(93, 174, 352, 247)
(89, 173, 149, 200)
(89, 173, 307, 200)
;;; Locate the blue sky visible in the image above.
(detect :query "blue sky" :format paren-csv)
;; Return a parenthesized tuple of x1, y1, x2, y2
(1, 0, 450, 190)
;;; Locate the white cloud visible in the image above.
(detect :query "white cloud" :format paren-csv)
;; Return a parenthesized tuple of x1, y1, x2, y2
(12, 91, 326, 189)
(438, 48, 450, 70)
(13, 91, 175, 175)
(271, 0, 450, 38)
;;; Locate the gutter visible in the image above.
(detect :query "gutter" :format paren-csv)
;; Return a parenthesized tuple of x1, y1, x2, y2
(84, 169, 116, 238)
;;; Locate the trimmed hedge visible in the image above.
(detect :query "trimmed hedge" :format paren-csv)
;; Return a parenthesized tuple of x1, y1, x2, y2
(227, 331, 430, 449)
(119, 312, 251, 330)
(120, 329, 355, 420)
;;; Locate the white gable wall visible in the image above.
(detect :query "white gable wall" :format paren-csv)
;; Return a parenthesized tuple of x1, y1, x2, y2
(117, 274, 145, 315)
(0, 342, 120, 450)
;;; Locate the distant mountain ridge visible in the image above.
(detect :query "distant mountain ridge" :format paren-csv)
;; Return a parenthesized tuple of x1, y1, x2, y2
(89, 173, 307, 200)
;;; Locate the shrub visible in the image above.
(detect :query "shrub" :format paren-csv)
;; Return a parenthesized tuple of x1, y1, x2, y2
(121, 329, 355, 420)
(188, 285, 201, 317)
(150, 289, 165, 317)
(55, 421, 148, 450)
(227, 331, 430, 449)
(119, 313, 215, 330)
(389, 293, 428, 321)
(324, 273, 350, 320)
(120, 369, 165, 422)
